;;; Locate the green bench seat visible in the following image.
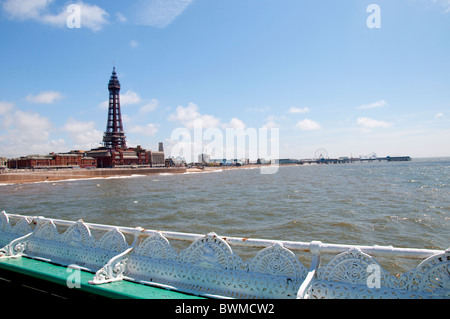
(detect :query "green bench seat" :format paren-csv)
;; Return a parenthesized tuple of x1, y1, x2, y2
(0, 256, 204, 299)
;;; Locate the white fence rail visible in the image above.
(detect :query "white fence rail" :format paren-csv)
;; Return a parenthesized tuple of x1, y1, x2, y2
(1, 211, 448, 299)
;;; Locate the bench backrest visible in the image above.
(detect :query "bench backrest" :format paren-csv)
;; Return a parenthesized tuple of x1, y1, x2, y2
(0, 211, 32, 248)
(125, 232, 308, 298)
(25, 219, 130, 272)
(305, 247, 449, 299)
(1, 212, 448, 299)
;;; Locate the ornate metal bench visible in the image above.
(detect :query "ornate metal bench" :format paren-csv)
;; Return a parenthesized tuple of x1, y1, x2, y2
(0, 213, 33, 258)
(298, 246, 450, 299)
(117, 232, 307, 298)
(1, 211, 448, 299)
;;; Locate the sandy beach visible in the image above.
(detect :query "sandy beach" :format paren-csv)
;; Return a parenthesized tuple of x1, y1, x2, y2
(0, 165, 270, 185)
(0, 167, 187, 184)
(0, 164, 292, 185)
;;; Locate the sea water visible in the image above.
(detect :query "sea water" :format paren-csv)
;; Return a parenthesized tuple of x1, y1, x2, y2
(1, 158, 448, 258)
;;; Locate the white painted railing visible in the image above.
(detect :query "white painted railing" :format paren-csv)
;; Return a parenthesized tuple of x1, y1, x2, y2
(0, 211, 448, 299)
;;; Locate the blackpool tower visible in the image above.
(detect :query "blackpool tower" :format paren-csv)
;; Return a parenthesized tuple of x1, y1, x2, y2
(103, 67, 127, 149)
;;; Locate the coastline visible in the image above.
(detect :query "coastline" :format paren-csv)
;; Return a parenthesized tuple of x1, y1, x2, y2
(186, 164, 262, 173)
(0, 167, 187, 185)
(0, 164, 302, 185)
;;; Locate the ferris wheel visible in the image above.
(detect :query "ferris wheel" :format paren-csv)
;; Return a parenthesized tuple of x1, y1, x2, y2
(314, 148, 328, 160)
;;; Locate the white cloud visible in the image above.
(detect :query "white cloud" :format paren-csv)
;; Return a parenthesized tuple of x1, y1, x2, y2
(296, 119, 321, 131)
(2, 0, 109, 31)
(98, 101, 108, 109)
(0, 108, 67, 157)
(116, 12, 127, 23)
(357, 100, 388, 110)
(121, 90, 141, 105)
(263, 121, 278, 129)
(11, 110, 52, 140)
(168, 103, 221, 129)
(2, 0, 49, 20)
(223, 118, 246, 130)
(131, 0, 194, 28)
(198, 114, 222, 129)
(168, 103, 201, 125)
(62, 118, 102, 149)
(26, 91, 63, 104)
(130, 40, 139, 48)
(435, 112, 444, 119)
(139, 99, 159, 114)
(288, 107, 310, 114)
(168, 103, 250, 133)
(0, 101, 14, 115)
(8, 138, 66, 158)
(245, 106, 270, 113)
(425, 0, 450, 13)
(99, 90, 141, 109)
(357, 117, 393, 129)
(121, 114, 132, 124)
(62, 2, 109, 31)
(128, 123, 159, 136)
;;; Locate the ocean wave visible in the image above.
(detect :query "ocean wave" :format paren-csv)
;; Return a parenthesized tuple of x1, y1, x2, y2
(182, 169, 224, 175)
(104, 174, 146, 179)
(1, 159, 448, 254)
(44, 174, 147, 184)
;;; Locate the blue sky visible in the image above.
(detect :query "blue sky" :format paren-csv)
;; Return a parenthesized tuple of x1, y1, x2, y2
(0, 0, 449, 160)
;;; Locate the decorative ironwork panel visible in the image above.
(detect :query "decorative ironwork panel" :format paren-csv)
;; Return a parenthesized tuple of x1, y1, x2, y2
(306, 247, 450, 299)
(408, 249, 450, 297)
(0, 211, 32, 248)
(1, 212, 448, 299)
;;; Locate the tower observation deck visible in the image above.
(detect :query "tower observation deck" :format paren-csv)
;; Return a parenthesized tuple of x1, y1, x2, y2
(103, 67, 127, 149)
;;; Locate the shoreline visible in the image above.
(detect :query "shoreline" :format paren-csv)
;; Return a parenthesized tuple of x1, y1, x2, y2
(186, 164, 262, 173)
(0, 167, 187, 185)
(0, 163, 306, 185)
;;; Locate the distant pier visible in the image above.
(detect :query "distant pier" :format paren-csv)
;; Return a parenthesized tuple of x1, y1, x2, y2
(281, 156, 412, 165)
(359, 156, 412, 162)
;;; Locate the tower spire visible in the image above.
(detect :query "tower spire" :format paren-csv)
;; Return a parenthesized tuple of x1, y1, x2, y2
(103, 67, 127, 149)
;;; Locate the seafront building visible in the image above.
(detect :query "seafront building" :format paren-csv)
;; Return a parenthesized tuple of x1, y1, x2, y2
(6, 152, 96, 169)
(0, 157, 7, 170)
(198, 154, 210, 164)
(6, 68, 165, 170)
